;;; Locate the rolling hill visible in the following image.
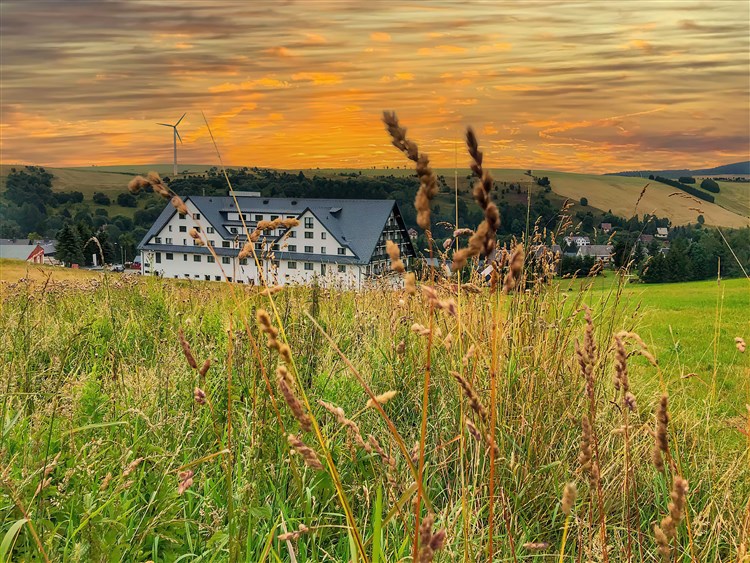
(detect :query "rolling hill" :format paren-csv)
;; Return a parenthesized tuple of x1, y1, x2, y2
(2, 164, 748, 228)
(611, 160, 750, 178)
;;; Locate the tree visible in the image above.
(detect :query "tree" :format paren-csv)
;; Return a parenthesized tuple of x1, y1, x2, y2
(678, 176, 695, 184)
(117, 193, 138, 207)
(580, 197, 588, 206)
(697, 215, 705, 225)
(56, 223, 85, 266)
(699, 178, 720, 193)
(93, 192, 111, 205)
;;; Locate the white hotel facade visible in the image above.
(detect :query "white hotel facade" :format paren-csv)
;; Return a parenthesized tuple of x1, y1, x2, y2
(137, 193, 415, 288)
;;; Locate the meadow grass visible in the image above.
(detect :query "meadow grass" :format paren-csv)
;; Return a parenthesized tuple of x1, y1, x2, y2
(0, 264, 747, 562)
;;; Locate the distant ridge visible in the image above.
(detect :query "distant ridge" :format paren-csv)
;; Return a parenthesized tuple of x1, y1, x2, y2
(609, 161, 750, 179)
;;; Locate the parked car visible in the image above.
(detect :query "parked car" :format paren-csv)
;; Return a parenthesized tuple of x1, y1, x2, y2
(110, 264, 125, 272)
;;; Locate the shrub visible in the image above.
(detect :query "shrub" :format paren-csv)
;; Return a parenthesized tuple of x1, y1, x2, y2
(699, 178, 720, 193)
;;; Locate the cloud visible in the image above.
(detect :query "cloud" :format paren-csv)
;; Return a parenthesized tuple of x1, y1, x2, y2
(209, 77, 290, 93)
(370, 32, 391, 42)
(379, 72, 414, 83)
(264, 47, 294, 58)
(290, 72, 343, 85)
(417, 45, 467, 56)
(0, 0, 747, 172)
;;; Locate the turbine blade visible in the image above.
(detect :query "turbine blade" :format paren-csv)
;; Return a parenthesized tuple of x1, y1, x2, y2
(176, 129, 183, 144)
(175, 112, 186, 126)
(156, 123, 172, 127)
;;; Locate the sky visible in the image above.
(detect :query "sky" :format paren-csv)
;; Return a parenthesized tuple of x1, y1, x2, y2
(1, 0, 748, 173)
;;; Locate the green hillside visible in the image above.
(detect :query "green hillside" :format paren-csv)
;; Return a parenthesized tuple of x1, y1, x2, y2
(2, 164, 748, 228)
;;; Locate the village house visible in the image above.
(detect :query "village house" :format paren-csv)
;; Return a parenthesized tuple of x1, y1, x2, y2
(0, 239, 56, 264)
(575, 244, 615, 263)
(600, 222, 613, 233)
(137, 194, 415, 289)
(655, 227, 669, 239)
(563, 235, 591, 247)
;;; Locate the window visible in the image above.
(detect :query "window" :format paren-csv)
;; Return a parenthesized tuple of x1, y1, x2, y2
(184, 273, 190, 278)
(155, 253, 161, 263)
(304, 217, 314, 228)
(271, 215, 279, 220)
(205, 275, 211, 281)
(321, 232, 326, 240)
(207, 256, 215, 263)
(192, 213, 201, 220)
(338, 265, 346, 273)
(239, 258, 248, 265)
(194, 255, 201, 262)
(222, 257, 230, 264)
(222, 241, 230, 248)
(337, 248, 346, 255)
(154, 237, 162, 244)
(183, 254, 188, 261)
(180, 213, 186, 220)
(183, 239, 188, 246)
(230, 227, 238, 234)
(288, 231, 296, 238)
(288, 261, 297, 269)
(179, 226, 187, 233)
(194, 226, 201, 232)
(168, 225, 173, 232)
(321, 247, 326, 254)
(165, 238, 173, 244)
(304, 232, 313, 239)
(304, 263, 313, 271)
(255, 214, 263, 221)
(207, 227, 215, 234)
(304, 246, 313, 253)
(215, 276, 222, 281)
(166, 253, 174, 260)
(194, 274, 200, 279)
(288, 245, 297, 252)
(320, 264, 326, 275)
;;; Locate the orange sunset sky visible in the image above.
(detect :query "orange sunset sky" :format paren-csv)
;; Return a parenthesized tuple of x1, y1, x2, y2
(1, 0, 748, 173)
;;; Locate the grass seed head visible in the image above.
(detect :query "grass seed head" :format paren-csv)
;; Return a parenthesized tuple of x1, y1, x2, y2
(287, 434, 324, 471)
(561, 482, 577, 515)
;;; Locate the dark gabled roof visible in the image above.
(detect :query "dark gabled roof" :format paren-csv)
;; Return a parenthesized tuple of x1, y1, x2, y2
(138, 197, 413, 265)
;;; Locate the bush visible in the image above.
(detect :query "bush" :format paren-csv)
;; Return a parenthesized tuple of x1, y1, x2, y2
(93, 192, 111, 205)
(580, 197, 588, 206)
(117, 193, 137, 207)
(700, 178, 720, 193)
(678, 176, 695, 184)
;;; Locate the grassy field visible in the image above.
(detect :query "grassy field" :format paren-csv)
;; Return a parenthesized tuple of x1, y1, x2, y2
(0, 259, 747, 562)
(714, 181, 750, 219)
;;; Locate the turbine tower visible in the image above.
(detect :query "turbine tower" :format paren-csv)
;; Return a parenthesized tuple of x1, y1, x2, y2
(157, 113, 186, 177)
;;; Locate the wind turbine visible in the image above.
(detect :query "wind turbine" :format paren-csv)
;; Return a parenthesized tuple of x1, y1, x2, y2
(157, 113, 186, 177)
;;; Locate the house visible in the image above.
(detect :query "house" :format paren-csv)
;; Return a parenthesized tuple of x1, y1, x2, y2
(639, 234, 654, 244)
(137, 195, 415, 289)
(576, 244, 614, 263)
(563, 235, 590, 247)
(407, 228, 419, 240)
(600, 222, 613, 233)
(0, 239, 56, 264)
(655, 227, 669, 239)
